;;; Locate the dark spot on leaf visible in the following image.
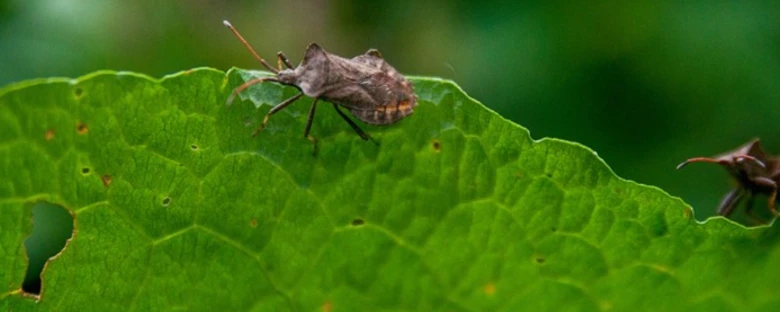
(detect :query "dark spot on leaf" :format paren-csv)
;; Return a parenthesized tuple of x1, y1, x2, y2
(101, 174, 112, 187)
(684, 208, 692, 219)
(44, 129, 55, 141)
(249, 218, 258, 228)
(81, 167, 90, 175)
(76, 122, 88, 135)
(535, 257, 545, 264)
(191, 144, 199, 151)
(546, 173, 552, 178)
(162, 197, 172, 207)
(74, 87, 83, 98)
(351, 218, 365, 226)
(432, 140, 441, 152)
(23, 202, 74, 297)
(551, 227, 556, 232)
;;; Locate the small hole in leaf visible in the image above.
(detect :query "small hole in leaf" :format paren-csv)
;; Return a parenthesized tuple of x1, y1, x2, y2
(101, 174, 112, 187)
(44, 129, 55, 141)
(23, 202, 74, 296)
(351, 218, 365, 226)
(74, 87, 83, 98)
(432, 140, 441, 152)
(190, 144, 199, 151)
(76, 122, 88, 135)
(535, 257, 545, 264)
(81, 167, 90, 175)
(162, 197, 172, 207)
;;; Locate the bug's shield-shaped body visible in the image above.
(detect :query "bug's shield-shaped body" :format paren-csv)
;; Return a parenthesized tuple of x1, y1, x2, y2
(278, 44, 418, 125)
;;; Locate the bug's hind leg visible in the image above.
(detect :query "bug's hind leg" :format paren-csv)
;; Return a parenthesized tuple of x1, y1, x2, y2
(333, 105, 377, 145)
(743, 194, 769, 225)
(252, 93, 304, 137)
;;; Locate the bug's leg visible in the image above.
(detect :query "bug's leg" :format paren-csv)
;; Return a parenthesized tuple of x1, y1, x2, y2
(333, 105, 378, 145)
(277, 52, 295, 70)
(753, 177, 778, 216)
(252, 93, 304, 137)
(227, 77, 281, 106)
(743, 193, 768, 225)
(304, 98, 320, 156)
(717, 188, 744, 217)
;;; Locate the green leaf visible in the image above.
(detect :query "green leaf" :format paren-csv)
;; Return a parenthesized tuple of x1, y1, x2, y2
(1, 68, 779, 311)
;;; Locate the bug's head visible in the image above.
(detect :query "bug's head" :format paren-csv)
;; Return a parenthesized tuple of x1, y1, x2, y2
(676, 139, 768, 181)
(276, 69, 297, 85)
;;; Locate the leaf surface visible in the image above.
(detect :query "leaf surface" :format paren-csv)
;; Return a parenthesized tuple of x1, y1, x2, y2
(1, 68, 779, 311)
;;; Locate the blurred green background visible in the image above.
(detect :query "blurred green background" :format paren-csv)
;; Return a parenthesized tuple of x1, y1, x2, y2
(2, 0, 779, 221)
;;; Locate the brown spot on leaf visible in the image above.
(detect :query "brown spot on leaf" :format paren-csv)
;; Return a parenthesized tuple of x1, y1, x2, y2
(684, 207, 692, 219)
(535, 257, 545, 264)
(74, 87, 84, 98)
(44, 129, 55, 141)
(250, 218, 258, 228)
(322, 301, 333, 312)
(101, 175, 112, 187)
(81, 167, 90, 175)
(351, 218, 365, 226)
(432, 140, 441, 152)
(76, 122, 88, 135)
(483, 283, 496, 296)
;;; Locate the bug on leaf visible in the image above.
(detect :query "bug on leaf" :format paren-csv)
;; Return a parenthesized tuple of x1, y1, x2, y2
(676, 139, 780, 222)
(223, 20, 417, 154)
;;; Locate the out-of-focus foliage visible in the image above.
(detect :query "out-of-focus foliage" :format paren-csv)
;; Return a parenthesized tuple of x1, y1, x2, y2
(1, 0, 779, 219)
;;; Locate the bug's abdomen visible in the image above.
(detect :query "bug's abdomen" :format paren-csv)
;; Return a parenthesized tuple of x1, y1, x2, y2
(350, 96, 417, 125)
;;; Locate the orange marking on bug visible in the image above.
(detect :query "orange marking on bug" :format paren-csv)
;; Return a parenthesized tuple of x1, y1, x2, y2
(76, 122, 89, 135)
(101, 174, 113, 187)
(398, 100, 412, 112)
(483, 283, 496, 296)
(44, 129, 55, 141)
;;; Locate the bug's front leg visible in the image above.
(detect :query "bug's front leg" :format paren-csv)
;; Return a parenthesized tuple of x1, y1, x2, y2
(753, 177, 778, 216)
(717, 188, 745, 217)
(303, 98, 320, 156)
(252, 93, 304, 137)
(277, 52, 294, 70)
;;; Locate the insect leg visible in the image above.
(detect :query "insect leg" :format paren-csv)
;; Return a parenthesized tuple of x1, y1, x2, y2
(227, 77, 281, 106)
(304, 98, 320, 156)
(743, 194, 768, 225)
(277, 52, 295, 69)
(252, 93, 304, 137)
(753, 177, 778, 216)
(333, 105, 378, 145)
(717, 188, 744, 217)
(223, 20, 279, 74)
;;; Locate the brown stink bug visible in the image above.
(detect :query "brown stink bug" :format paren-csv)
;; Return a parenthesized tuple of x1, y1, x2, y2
(223, 20, 417, 154)
(676, 139, 780, 222)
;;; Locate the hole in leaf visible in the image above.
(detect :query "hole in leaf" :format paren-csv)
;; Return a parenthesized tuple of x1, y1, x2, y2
(81, 167, 90, 175)
(44, 129, 55, 141)
(76, 122, 88, 135)
(432, 140, 441, 152)
(190, 144, 199, 151)
(73, 87, 83, 98)
(351, 218, 365, 226)
(23, 202, 74, 296)
(535, 257, 546, 264)
(101, 174, 112, 187)
(162, 197, 172, 207)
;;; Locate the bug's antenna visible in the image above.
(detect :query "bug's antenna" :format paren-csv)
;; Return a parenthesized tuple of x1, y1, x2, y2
(676, 157, 720, 170)
(223, 20, 279, 74)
